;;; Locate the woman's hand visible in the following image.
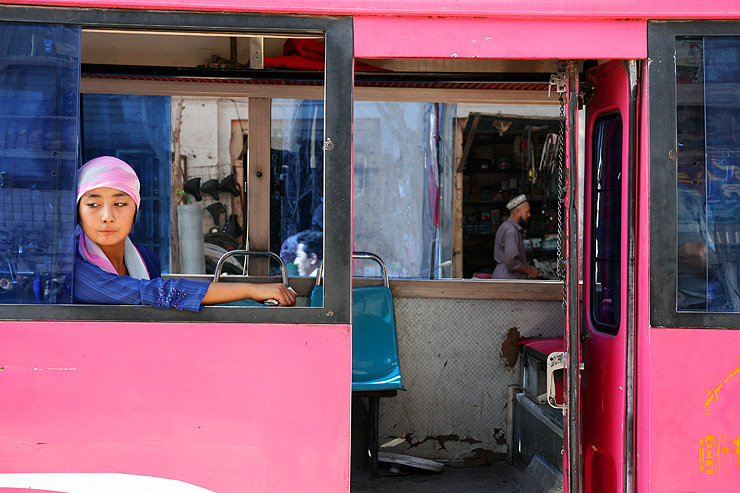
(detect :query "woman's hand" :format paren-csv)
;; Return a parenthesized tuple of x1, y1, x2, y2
(202, 281, 297, 306)
(251, 283, 297, 306)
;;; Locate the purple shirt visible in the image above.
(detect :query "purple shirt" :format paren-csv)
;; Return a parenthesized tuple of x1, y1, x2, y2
(492, 218, 528, 280)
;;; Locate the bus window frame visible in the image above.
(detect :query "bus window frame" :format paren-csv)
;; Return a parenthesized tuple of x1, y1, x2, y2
(0, 5, 353, 325)
(649, 20, 740, 329)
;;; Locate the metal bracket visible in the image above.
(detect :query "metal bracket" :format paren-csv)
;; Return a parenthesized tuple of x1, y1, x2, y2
(546, 351, 584, 409)
(548, 73, 567, 98)
(546, 351, 566, 409)
(323, 137, 334, 151)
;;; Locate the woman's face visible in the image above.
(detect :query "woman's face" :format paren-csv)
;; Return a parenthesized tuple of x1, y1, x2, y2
(78, 187, 136, 248)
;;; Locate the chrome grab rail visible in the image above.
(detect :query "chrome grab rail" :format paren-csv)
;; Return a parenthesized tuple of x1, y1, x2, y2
(314, 251, 389, 287)
(213, 250, 288, 285)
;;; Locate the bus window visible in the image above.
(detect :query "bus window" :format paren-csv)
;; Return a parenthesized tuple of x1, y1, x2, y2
(675, 36, 740, 313)
(0, 21, 80, 305)
(591, 115, 622, 332)
(0, 10, 353, 324)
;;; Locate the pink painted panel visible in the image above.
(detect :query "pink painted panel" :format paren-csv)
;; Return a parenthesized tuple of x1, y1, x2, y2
(0, 321, 352, 492)
(2, 0, 740, 19)
(648, 328, 740, 491)
(354, 17, 647, 59)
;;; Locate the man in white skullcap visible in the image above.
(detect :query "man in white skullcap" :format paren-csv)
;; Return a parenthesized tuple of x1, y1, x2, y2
(492, 194, 539, 279)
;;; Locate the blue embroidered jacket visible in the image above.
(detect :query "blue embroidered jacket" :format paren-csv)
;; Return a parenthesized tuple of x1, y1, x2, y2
(74, 243, 209, 312)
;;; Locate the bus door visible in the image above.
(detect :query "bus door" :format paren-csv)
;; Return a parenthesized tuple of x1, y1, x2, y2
(581, 59, 640, 493)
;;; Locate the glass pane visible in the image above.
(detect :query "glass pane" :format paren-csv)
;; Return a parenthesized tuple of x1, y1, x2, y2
(81, 94, 172, 273)
(272, 99, 325, 278)
(0, 22, 80, 304)
(352, 101, 455, 279)
(591, 116, 622, 330)
(675, 36, 740, 312)
(272, 100, 456, 280)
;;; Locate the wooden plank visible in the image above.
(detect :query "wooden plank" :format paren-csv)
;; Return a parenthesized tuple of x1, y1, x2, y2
(169, 97, 184, 274)
(381, 279, 566, 301)
(229, 119, 248, 241)
(82, 79, 559, 105)
(81, 78, 324, 100)
(453, 117, 466, 278)
(247, 98, 271, 275)
(456, 113, 479, 173)
(249, 37, 265, 69)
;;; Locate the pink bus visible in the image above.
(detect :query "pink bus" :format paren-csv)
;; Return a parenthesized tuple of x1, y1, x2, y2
(1, 1, 739, 492)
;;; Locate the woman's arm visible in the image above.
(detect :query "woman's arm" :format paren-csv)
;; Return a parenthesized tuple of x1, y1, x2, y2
(201, 282, 296, 306)
(76, 255, 296, 309)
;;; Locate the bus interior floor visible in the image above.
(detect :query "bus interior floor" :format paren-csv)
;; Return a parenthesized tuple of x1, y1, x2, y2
(350, 459, 523, 492)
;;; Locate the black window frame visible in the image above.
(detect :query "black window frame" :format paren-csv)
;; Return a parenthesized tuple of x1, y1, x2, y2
(0, 5, 353, 324)
(649, 20, 740, 329)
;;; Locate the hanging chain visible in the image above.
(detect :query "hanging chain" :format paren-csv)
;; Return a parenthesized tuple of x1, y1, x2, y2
(555, 79, 568, 310)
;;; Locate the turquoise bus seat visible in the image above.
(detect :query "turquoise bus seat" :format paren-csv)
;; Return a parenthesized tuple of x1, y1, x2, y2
(311, 252, 404, 476)
(351, 285, 404, 391)
(310, 283, 404, 392)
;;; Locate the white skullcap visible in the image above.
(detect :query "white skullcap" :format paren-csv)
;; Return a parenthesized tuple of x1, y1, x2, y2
(506, 194, 528, 211)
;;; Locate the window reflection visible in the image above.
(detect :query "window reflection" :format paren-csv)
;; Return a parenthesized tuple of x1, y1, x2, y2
(0, 22, 80, 305)
(676, 36, 740, 312)
(271, 99, 324, 277)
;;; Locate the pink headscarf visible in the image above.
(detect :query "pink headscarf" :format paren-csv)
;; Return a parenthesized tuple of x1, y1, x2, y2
(76, 156, 149, 279)
(76, 156, 140, 210)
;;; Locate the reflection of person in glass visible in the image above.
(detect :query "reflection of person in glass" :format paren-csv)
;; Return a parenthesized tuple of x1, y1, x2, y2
(74, 156, 296, 309)
(705, 157, 740, 311)
(294, 230, 323, 277)
(492, 194, 539, 280)
(677, 182, 716, 311)
(280, 203, 323, 276)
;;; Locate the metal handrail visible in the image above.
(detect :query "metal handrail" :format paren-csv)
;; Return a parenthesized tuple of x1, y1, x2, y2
(212, 250, 288, 285)
(314, 252, 388, 288)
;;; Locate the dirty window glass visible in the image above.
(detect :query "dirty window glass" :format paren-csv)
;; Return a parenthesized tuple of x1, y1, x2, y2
(0, 22, 80, 304)
(352, 102, 455, 279)
(676, 36, 740, 312)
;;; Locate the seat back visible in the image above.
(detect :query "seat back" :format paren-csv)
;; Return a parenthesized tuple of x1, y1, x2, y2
(351, 285, 404, 391)
(310, 253, 404, 391)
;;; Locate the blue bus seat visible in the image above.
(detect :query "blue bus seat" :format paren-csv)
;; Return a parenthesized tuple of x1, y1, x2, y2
(351, 285, 404, 392)
(310, 284, 405, 392)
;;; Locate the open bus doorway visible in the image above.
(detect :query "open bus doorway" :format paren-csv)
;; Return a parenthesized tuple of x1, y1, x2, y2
(346, 59, 587, 493)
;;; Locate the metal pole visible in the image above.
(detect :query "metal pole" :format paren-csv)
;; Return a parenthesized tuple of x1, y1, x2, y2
(565, 59, 582, 493)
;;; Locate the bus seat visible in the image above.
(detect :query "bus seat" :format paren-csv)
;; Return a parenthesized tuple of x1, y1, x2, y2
(351, 285, 404, 391)
(310, 253, 405, 476)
